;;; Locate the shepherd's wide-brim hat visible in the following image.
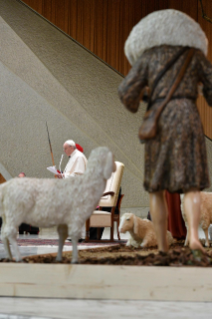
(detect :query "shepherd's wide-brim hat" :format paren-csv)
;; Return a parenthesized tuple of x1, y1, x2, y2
(125, 9, 208, 66)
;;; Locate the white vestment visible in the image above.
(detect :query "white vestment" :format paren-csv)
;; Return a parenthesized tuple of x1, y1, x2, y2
(63, 149, 87, 178)
(63, 149, 87, 238)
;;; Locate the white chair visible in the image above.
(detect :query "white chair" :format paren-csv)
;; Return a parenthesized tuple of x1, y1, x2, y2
(85, 161, 124, 241)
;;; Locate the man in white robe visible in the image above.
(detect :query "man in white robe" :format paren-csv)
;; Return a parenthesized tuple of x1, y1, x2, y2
(58, 140, 87, 178)
(58, 139, 87, 241)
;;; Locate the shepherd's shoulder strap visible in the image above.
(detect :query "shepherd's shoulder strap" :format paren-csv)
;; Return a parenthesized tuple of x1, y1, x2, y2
(147, 46, 189, 111)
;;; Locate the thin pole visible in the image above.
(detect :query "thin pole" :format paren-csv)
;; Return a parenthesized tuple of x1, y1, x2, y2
(46, 122, 55, 167)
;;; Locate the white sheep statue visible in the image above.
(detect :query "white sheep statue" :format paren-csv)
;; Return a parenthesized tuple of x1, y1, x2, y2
(181, 192, 212, 247)
(119, 213, 174, 248)
(0, 147, 115, 263)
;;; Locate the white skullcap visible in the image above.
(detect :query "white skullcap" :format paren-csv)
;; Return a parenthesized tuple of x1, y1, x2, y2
(64, 140, 76, 147)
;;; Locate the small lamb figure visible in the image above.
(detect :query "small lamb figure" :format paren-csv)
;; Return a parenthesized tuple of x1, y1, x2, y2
(119, 213, 174, 248)
(181, 192, 212, 247)
(0, 147, 115, 263)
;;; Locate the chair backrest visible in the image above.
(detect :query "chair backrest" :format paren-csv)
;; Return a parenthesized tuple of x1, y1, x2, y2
(98, 161, 124, 208)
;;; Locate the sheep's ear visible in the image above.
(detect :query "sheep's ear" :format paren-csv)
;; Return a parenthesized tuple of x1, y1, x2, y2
(133, 214, 137, 234)
(103, 151, 114, 180)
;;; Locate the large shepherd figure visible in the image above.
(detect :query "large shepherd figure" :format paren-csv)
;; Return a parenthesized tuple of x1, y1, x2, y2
(119, 9, 212, 253)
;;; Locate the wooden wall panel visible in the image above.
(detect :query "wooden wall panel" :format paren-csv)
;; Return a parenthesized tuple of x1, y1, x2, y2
(197, 0, 212, 139)
(21, 0, 199, 74)
(21, 0, 144, 75)
(21, 0, 43, 13)
(168, 0, 198, 19)
(21, 0, 212, 139)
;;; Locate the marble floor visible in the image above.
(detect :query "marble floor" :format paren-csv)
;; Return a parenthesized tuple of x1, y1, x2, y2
(0, 222, 212, 318)
(1, 298, 212, 319)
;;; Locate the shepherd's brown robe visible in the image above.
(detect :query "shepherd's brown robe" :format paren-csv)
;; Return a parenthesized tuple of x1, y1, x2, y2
(119, 45, 212, 193)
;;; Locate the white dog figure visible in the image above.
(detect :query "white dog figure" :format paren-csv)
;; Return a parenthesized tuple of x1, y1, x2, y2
(119, 213, 174, 248)
(0, 147, 115, 263)
(181, 192, 212, 247)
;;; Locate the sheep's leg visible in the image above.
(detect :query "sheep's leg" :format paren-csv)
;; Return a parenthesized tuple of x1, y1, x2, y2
(125, 233, 132, 246)
(1, 217, 13, 259)
(56, 224, 68, 261)
(203, 228, 210, 247)
(8, 235, 22, 262)
(141, 238, 149, 248)
(128, 237, 140, 248)
(126, 234, 138, 247)
(71, 237, 78, 264)
(126, 239, 131, 246)
(6, 225, 22, 262)
(1, 236, 12, 260)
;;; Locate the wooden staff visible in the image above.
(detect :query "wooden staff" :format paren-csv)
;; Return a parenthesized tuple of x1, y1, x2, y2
(46, 122, 58, 179)
(46, 122, 55, 166)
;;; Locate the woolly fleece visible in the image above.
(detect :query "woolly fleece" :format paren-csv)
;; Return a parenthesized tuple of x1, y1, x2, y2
(125, 9, 208, 65)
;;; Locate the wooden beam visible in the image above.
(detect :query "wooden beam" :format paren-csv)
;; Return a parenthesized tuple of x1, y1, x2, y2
(0, 263, 211, 301)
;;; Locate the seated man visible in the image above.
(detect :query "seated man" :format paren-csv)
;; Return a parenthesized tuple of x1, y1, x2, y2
(58, 140, 87, 242)
(57, 140, 87, 178)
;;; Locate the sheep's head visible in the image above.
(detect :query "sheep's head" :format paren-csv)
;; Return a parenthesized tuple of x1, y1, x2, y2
(119, 213, 134, 233)
(88, 147, 115, 180)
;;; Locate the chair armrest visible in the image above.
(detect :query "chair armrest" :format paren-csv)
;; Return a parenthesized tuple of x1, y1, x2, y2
(102, 191, 115, 197)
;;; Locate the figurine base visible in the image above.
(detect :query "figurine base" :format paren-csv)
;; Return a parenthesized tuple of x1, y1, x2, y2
(0, 241, 212, 301)
(0, 262, 211, 301)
